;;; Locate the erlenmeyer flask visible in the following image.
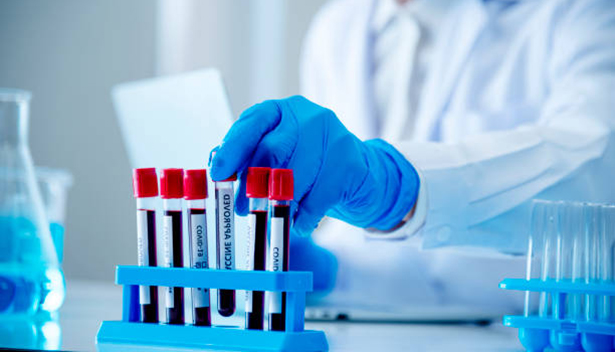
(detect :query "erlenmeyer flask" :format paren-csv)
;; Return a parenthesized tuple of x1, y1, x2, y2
(0, 88, 65, 317)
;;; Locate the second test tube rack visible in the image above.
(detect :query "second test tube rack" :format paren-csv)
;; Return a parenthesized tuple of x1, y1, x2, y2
(500, 278, 615, 352)
(96, 265, 329, 351)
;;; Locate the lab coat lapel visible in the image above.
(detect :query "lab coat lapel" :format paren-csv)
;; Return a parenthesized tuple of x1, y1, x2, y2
(380, 16, 421, 142)
(413, 0, 488, 141)
(345, 0, 379, 140)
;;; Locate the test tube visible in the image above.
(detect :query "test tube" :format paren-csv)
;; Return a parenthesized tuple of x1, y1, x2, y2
(564, 203, 584, 320)
(245, 167, 271, 330)
(599, 205, 615, 321)
(539, 201, 558, 318)
(267, 168, 293, 331)
(526, 201, 546, 317)
(184, 169, 211, 326)
(585, 203, 601, 322)
(132, 168, 159, 323)
(215, 174, 237, 317)
(160, 168, 185, 325)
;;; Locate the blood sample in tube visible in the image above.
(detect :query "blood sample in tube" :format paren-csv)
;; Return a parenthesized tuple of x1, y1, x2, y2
(132, 168, 159, 323)
(267, 168, 293, 331)
(160, 168, 185, 325)
(184, 169, 211, 326)
(215, 174, 237, 317)
(245, 167, 270, 330)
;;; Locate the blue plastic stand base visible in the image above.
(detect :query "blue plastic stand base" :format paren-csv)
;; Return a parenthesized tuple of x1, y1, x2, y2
(97, 321, 328, 352)
(96, 266, 329, 352)
(500, 278, 615, 352)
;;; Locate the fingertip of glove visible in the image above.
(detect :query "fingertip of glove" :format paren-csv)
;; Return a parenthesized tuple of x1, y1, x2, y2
(235, 196, 249, 216)
(209, 147, 232, 181)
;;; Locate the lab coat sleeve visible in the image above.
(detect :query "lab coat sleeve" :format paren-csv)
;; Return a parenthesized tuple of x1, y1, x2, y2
(390, 0, 615, 252)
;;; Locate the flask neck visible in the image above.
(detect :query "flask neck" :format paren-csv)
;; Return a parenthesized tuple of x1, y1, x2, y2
(0, 90, 30, 147)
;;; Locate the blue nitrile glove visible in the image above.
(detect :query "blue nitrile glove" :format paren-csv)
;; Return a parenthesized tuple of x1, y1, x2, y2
(210, 95, 420, 235)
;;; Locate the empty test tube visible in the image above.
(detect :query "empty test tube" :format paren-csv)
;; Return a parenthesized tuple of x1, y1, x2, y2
(215, 174, 237, 317)
(585, 203, 601, 322)
(184, 169, 212, 326)
(245, 167, 270, 330)
(564, 203, 584, 320)
(160, 168, 185, 325)
(539, 202, 559, 319)
(599, 205, 615, 321)
(132, 168, 159, 323)
(268, 169, 293, 331)
(525, 201, 546, 317)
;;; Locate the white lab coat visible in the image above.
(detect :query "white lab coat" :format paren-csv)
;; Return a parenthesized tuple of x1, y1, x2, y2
(300, 0, 615, 311)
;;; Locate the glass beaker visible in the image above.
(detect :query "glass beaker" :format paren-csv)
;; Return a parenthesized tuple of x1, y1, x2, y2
(0, 88, 65, 317)
(36, 167, 73, 265)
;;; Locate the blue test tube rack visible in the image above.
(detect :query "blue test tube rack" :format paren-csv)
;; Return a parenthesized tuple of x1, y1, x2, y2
(500, 278, 615, 352)
(96, 266, 328, 351)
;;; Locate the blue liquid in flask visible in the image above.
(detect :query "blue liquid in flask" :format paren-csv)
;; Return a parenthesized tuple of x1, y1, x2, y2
(0, 216, 65, 316)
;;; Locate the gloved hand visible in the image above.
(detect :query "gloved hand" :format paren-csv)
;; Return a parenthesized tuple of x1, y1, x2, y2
(210, 95, 420, 235)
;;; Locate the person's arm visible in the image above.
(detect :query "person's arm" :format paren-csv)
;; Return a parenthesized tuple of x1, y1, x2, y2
(389, 0, 615, 251)
(210, 96, 420, 237)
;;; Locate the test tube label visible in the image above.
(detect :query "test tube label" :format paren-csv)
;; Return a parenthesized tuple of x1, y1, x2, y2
(245, 213, 256, 312)
(216, 188, 235, 271)
(190, 213, 210, 308)
(246, 213, 256, 271)
(136, 210, 150, 305)
(267, 217, 285, 314)
(163, 214, 174, 309)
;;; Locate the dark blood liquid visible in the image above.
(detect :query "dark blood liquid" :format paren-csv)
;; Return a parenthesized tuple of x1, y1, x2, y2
(194, 307, 211, 327)
(246, 210, 268, 330)
(215, 188, 235, 317)
(269, 205, 290, 331)
(165, 210, 184, 325)
(188, 208, 211, 327)
(218, 289, 235, 317)
(140, 209, 159, 323)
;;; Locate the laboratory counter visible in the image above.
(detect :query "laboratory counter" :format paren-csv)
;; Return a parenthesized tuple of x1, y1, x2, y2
(49, 280, 523, 351)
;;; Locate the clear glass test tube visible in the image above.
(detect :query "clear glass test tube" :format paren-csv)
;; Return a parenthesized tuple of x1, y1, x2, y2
(267, 169, 293, 332)
(160, 168, 185, 325)
(245, 167, 271, 330)
(184, 169, 211, 326)
(553, 202, 573, 321)
(526, 201, 546, 317)
(599, 205, 615, 322)
(215, 174, 237, 317)
(132, 168, 159, 323)
(539, 201, 558, 318)
(565, 203, 584, 320)
(585, 204, 601, 322)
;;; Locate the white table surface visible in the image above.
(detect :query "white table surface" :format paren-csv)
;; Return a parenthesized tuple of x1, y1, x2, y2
(18, 280, 525, 351)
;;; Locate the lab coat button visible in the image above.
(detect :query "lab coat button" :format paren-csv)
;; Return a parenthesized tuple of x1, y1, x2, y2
(436, 226, 452, 243)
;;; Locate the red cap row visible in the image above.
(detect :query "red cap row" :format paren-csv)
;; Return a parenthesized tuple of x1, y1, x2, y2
(133, 168, 208, 200)
(246, 167, 294, 201)
(134, 167, 294, 201)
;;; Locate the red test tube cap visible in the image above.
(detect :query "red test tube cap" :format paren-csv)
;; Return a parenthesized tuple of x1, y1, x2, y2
(160, 168, 184, 199)
(246, 167, 271, 198)
(184, 169, 208, 200)
(269, 168, 294, 201)
(133, 168, 159, 198)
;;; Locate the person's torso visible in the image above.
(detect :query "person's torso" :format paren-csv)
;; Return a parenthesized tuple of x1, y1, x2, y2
(306, 0, 561, 143)
(301, 0, 570, 312)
